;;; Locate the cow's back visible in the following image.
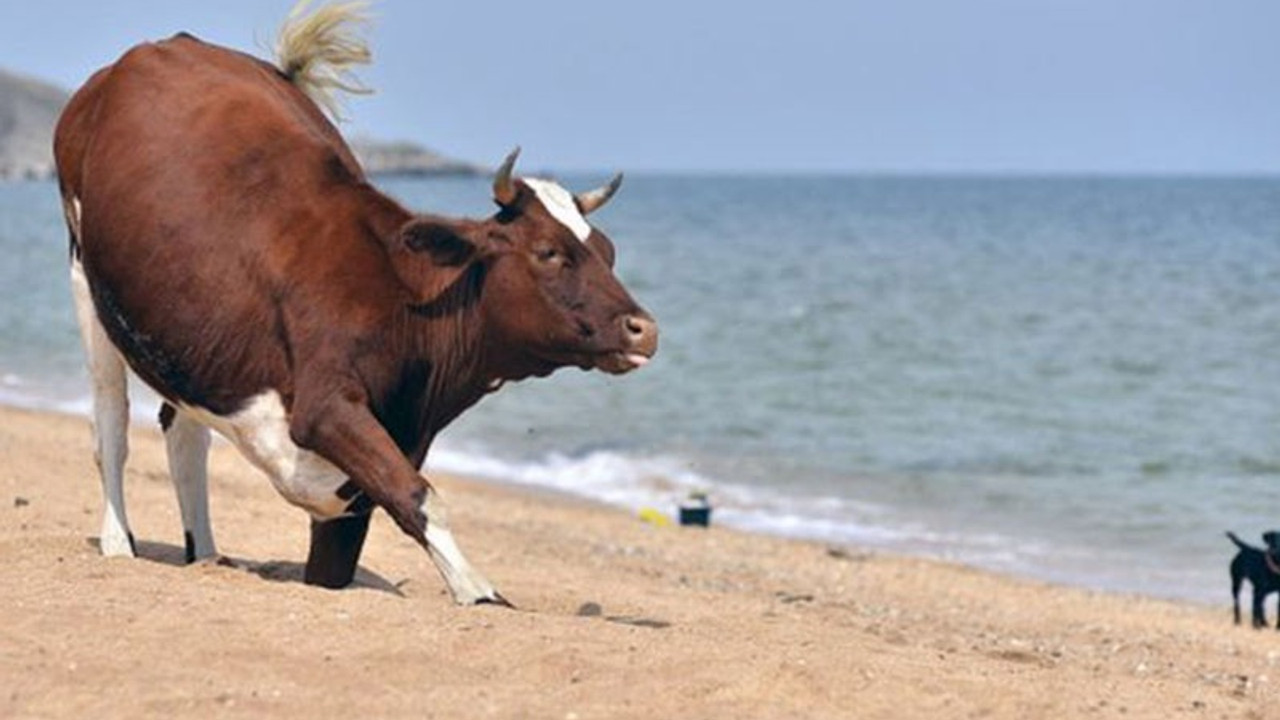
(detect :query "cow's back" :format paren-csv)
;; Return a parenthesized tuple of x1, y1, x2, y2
(55, 34, 395, 414)
(59, 33, 364, 228)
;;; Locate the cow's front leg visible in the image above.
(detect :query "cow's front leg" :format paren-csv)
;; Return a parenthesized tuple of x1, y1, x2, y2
(416, 483, 510, 606)
(292, 390, 507, 606)
(305, 512, 372, 589)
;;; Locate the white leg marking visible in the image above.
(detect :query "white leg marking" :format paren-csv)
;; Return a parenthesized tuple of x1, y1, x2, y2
(522, 177, 592, 242)
(421, 487, 501, 605)
(164, 409, 217, 561)
(70, 255, 134, 558)
(182, 392, 351, 520)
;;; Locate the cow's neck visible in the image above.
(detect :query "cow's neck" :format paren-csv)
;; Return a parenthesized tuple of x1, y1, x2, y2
(354, 188, 493, 465)
(377, 277, 490, 466)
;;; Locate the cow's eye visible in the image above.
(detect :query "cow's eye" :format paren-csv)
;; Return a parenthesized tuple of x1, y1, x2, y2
(535, 247, 561, 264)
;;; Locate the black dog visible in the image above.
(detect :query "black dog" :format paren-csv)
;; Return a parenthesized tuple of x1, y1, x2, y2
(1227, 531, 1280, 628)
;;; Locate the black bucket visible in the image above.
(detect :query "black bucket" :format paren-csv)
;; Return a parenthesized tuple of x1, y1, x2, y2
(678, 504, 712, 527)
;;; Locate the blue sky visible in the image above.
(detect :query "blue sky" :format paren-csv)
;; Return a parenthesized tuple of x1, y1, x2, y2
(2, 1, 1277, 174)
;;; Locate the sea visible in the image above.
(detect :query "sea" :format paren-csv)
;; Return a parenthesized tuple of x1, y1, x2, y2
(2, 174, 1278, 606)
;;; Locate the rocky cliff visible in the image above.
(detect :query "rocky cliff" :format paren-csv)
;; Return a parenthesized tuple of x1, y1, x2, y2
(349, 137, 486, 177)
(0, 69, 68, 180)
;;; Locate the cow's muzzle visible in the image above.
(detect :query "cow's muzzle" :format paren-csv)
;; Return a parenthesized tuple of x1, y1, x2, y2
(598, 313, 658, 374)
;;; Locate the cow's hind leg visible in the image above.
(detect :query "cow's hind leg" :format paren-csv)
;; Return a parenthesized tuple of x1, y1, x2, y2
(160, 403, 217, 562)
(70, 256, 134, 557)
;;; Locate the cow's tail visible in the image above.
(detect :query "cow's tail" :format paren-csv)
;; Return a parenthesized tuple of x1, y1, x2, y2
(275, 0, 372, 120)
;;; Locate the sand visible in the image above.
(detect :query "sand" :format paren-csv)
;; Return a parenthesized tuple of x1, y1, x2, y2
(0, 404, 1276, 719)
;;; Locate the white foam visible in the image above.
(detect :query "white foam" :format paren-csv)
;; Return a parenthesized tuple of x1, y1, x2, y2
(425, 442, 1120, 594)
(428, 442, 900, 545)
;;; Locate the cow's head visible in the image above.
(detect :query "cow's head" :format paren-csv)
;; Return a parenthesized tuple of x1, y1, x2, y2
(391, 148, 658, 381)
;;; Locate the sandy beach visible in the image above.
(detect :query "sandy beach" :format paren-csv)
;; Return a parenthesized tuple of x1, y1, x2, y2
(0, 403, 1276, 719)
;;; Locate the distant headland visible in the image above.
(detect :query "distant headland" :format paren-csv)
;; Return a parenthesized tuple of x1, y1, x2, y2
(0, 68, 483, 181)
(0, 69, 66, 180)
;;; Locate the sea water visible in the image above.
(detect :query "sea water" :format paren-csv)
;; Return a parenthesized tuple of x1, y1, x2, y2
(2, 174, 1277, 605)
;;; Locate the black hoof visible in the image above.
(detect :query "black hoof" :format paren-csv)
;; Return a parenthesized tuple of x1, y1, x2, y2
(477, 592, 515, 609)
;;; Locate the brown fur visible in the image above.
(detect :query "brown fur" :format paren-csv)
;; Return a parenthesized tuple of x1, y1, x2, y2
(54, 32, 656, 582)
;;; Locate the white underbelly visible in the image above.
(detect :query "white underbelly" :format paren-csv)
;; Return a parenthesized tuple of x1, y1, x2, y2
(179, 391, 353, 519)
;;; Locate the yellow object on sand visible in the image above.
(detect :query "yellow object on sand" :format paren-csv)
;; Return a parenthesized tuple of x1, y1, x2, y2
(638, 507, 671, 527)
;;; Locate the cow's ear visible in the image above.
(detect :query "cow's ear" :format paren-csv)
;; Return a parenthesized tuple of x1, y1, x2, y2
(402, 219, 476, 266)
(387, 217, 481, 303)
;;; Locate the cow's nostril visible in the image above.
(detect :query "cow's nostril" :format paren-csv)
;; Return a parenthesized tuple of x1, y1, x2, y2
(621, 314, 658, 356)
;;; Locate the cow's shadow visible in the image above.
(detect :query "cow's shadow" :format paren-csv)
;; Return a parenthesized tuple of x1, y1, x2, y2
(111, 538, 405, 596)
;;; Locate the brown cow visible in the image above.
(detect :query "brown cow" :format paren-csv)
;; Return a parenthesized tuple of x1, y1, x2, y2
(53, 3, 657, 605)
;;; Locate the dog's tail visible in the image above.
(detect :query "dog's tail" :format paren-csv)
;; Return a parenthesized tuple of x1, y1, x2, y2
(1227, 531, 1254, 551)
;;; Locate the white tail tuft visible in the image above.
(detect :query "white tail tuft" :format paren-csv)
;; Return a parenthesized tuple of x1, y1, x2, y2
(275, 0, 373, 120)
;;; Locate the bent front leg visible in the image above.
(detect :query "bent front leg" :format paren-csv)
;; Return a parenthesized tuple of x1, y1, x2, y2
(292, 389, 505, 605)
(418, 485, 508, 606)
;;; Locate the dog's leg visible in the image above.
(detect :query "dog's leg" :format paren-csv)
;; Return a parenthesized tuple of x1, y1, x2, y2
(1232, 571, 1243, 625)
(1252, 585, 1267, 629)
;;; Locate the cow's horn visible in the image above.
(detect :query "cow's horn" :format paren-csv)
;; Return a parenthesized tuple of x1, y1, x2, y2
(492, 146, 520, 206)
(576, 172, 623, 215)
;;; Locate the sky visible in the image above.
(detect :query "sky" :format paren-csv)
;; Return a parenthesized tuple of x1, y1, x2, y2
(2, 0, 1278, 174)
